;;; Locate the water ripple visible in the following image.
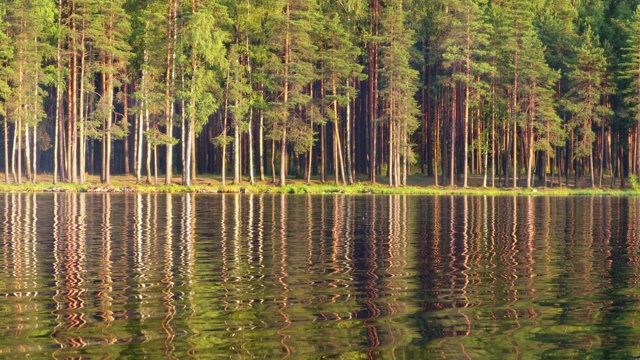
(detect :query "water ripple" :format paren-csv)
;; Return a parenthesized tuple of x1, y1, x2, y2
(2, 195, 640, 357)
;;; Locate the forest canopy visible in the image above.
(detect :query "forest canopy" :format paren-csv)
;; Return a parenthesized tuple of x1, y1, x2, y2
(0, 0, 639, 188)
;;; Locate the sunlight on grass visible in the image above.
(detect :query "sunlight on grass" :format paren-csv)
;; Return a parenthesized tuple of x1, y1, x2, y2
(0, 173, 637, 196)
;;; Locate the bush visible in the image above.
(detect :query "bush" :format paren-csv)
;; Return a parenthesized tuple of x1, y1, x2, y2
(631, 174, 640, 191)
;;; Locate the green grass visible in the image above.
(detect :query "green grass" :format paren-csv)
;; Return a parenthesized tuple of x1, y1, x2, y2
(1, 174, 639, 196)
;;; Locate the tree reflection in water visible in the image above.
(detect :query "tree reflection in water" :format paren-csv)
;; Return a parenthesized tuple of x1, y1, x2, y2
(0, 195, 639, 358)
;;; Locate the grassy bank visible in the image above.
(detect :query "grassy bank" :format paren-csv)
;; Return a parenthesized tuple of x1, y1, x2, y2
(0, 173, 639, 196)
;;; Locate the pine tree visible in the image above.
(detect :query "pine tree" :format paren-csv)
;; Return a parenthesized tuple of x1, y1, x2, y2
(565, 27, 612, 187)
(267, 0, 317, 186)
(0, 3, 13, 184)
(85, 0, 131, 184)
(519, 30, 563, 188)
(130, 0, 172, 185)
(5, 0, 56, 184)
(623, 6, 640, 178)
(499, 1, 537, 188)
(318, 3, 364, 185)
(440, 0, 490, 187)
(183, 0, 227, 186)
(535, 0, 579, 186)
(225, 0, 255, 185)
(378, 0, 420, 187)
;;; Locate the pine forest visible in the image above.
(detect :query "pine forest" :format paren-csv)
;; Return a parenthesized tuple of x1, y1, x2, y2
(1, 0, 640, 189)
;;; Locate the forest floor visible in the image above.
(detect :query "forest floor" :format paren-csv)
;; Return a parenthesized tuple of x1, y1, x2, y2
(0, 172, 637, 196)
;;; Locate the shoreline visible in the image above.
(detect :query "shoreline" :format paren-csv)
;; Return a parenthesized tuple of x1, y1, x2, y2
(0, 175, 638, 196)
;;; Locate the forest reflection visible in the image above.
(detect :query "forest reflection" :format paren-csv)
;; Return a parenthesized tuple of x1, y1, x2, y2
(0, 194, 639, 358)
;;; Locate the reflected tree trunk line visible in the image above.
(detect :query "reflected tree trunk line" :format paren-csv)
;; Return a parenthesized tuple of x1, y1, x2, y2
(305, 195, 313, 281)
(583, 197, 596, 295)
(277, 194, 292, 356)
(319, 195, 327, 277)
(220, 194, 228, 307)
(488, 196, 498, 306)
(133, 193, 143, 292)
(3, 194, 40, 339)
(522, 197, 535, 299)
(506, 196, 521, 351)
(362, 195, 381, 351)
(51, 193, 64, 347)
(3, 194, 640, 357)
(628, 199, 640, 284)
(381, 195, 414, 350)
(161, 194, 176, 356)
(98, 194, 115, 344)
(179, 193, 197, 355)
(332, 195, 345, 291)
(49, 193, 88, 348)
(458, 196, 472, 338)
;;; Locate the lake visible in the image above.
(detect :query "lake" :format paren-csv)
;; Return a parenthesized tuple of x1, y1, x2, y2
(0, 193, 639, 358)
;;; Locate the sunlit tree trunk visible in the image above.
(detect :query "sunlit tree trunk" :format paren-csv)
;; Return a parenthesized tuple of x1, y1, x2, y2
(332, 74, 346, 186)
(164, 0, 176, 185)
(280, 0, 290, 187)
(54, 0, 62, 184)
(3, 103, 8, 184)
(346, 79, 353, 184)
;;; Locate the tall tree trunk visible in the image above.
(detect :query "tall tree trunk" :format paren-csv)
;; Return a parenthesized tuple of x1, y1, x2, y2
(248, 106, 255, 185)
(3, 103, 8, 184)
(346, 79, 353, 184)
(24, 124, 31, 181)
(31, 65, 38, 183)
(259, 86, 265, 181)
(145, 106, 151, 183)
(491, 81, 495, 187)
(369, 0, 379, 184)
(332, 75, 346, 186)
(191, 125, 196, 181)
(233, 98, 241, 184)
(78, 16, 87, 184)
(11, 119, 17, 184)
(123, 82, 130, 175)
(164, 0, 176, 185)
(280, 0, 290, 187)
(526, 92, 534, 188)
(434, 91, 439, 186)
(512, 20, 519, 188)
(246, 0, 255, 186)
(222, 65, 230, 186)
(32, 125, 36, 183)
(70, 30, 78, 184)
(104, 71, 113, 184)
(137, 52, 147, 184)
(185, 1, 196, 186)
(463, 8, 470, 188)
(271, 138, 276, 183)
(306, 84, 313, 184)
(320, 76, 326, 183)
(450, 85, 456, 186)
(54, 0, 62, 184)
(389, 100, 394, 187)
(16, 55, 22, 185)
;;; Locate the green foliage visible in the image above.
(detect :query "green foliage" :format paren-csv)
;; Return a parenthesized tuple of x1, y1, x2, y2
(212, 134, 232, 148)
(564, 26, 612, 158)
(0, 3, 13, 114)
(622, 6, 640, 124)
(185, 0, 229, 132)
(4, 0, 56, 128)
(378, 0, 420, 153)
(4, 0, 640, 190)
(630, 173, 640, 190)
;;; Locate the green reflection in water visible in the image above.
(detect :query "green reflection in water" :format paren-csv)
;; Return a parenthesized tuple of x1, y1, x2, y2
(0, 194, 640, 358)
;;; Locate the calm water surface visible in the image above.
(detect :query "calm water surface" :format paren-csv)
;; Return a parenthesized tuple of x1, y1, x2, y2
(0, 194, 639, 358)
